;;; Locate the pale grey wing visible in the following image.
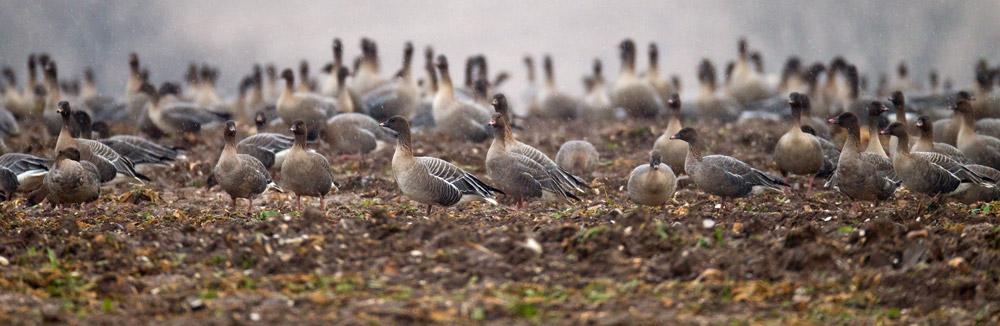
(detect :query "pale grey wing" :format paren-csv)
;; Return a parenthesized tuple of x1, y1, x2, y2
(162, 103, 226, 132)
(967, 164, 1000, 184)
(300, 94, 339, 117)
(360, 84, 404, 118)
(0, 153, 50, 174)
(512, 143, 588, 191)
(508, 152, 578, 200)
(703, 155, 789, 190)
(931, 143, 971, 164)
(237, 133, 294, 168)
(80, 139, 142, 180)
(110, 135, 179, 160)
(237, 154, 272, 195)
(861, 152, 900, 184)
(917, 152, 991, 185)
(416, 157, 501, 199)
(99, 140, 155, 165)
(0, 107, 19, 136)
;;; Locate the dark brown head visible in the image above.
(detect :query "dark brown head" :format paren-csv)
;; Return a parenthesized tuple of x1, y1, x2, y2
(737, 38, 748, 57)
(298, 60, 310, 79)
(523, 55, 533, 69)
(289, 119, 307, 136)
(223, 120, 238, 142)
(425, 46, 435, 65)
(669, 127, 698, 144)
(800, 125, 817, 136)
(2, 67, 14, 84)
(667, 93, 680, 109)
(929, 70, 939, 88)
(749, 51, 763, 72)
(57, 100, 72, 118)
(58, 147, 82, 162)
(44, 61, 58, 80)
(379, 116, 411, 136)
(138, 82, 158, 99)
(84, 67, 95, 83)
(543, 55, 554, 80)
(435, 55, 449, 71)
(266, 64, 276, 79)
(889, 91, 905, 110)
(403, 41, 414, 63)
(488, 113, 507, 132)
(336, 67, 350, 85)
(880, 121, 907, 139)
(867, 101, 889, 117)
(915, 116, 932, 136)
(648, 43, 659, 63)
(158, 82, 182, 97)
(829, 112, 860, 131)
(619, 39, 637, 65)
(897, 62, 908, 78)
(73, 110, 92, 132)
(698, 59, 716, 88)
(788, 92, 805, 108)
(949, 95, 974, 114)
(254, 111, 267, 128)
(491, 93, 509, 117)
(956, 90, 975, 102)
(185, 63, 199, 83)
(128, 53, 139, 70)
(804, 63, 825, 87)
(27, 54, 36, 73)
(593, 59, 603, 77)
(38, 54, 50, 67)
(649, 150, 662, 170)
(333, 38, 343, 61)
(280, 69, 295, 84)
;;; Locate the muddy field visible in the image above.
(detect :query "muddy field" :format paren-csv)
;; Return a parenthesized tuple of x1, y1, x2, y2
(1, 116, 999, 325)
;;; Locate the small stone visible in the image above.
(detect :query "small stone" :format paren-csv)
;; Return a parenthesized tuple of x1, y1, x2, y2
(948, 257, 968, 270)
(188, 298, 205, 310)
(695, 268, 724, 283)
(41, 303, 62, 322)
(249, 312, 261, 321)
(0, 255, 8, 266)
(409, 250, 423, 257)
(906, 229, 929, 239)
(702, 219, 716, 229)
(732, 223, 744, 234)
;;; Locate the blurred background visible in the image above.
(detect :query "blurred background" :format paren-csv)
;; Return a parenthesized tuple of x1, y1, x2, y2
(2, 0, 999, 98)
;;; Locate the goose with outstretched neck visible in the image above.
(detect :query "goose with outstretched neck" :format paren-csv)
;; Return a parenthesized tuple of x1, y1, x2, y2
(774, 92, 824, 193)
(952, 95, 1000, 170)
(611, 39, 664, 119)
(361, 41, 419, 121)
(55, 101, 146, 184)
(276, 69, 338, 140)
(487, 111, 579, 208)
(352, 38, 386, 95)
(652, 94, 687, 174)
(694, 59, 738, 123)
(881, 122, 993, 201)
(431, 55, 492, 142)
(535, 55, 579, 120)
(646, 43, 675, 105)
(864, 101, 890, 158)
(933, 90, 975, 146)
(320, 38, 345, 97)
(887, 91, 913, 158)
(380, 116, 501, 215)
(213, 121, 280, 214)
(912, 116, 971, 164)
(627, 150, 676, 207)
(827, 112, 898, 206)
(41, 147, 101, 217)
(580, 59, 612, 118)
(281, 120, 336, 211)
(670, 127, 788, 199)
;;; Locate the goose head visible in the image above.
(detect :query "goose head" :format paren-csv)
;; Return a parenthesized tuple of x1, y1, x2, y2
(880, 121, 907, 139)
(667, 93, 681, 109)
(889, 91, 905, 110)
(669, 127, 698, 145)
(58, 147, 82, 162)
(649, 150, 662, 170)
(289, 119, 307, 136)
(491, 93, 509, 117)
(379, 116, 409, 137)
(829, 112, 860, 131)
(56, 101, 72, 118)
(223, 120, 238, 143)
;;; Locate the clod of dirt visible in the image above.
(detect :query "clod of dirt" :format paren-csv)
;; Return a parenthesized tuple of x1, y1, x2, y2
(948, 257, 969, 271)
(119, 189, 161, 204)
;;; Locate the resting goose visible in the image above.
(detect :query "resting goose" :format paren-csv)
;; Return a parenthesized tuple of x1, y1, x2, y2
(75, 111, 180, 167)
(0, 153, 49, 200)
(237, 127, 295, 170)
(827, 112, 899, 204)
(611, 39, 664, 118)
(324, 112, 393, 156)
(362, 42, 419, 121)
(671, 127, 788, 198)
(276, 69, 338, 139)
(953, 96, 1000, 170)
(487, 112, 578, 208)
(774, 92, 824, 193)
(214, 121, 280, 214)
(139, 82, 228, 137)
(55, 102, 145, 184)
(580, 59, 612, 119)
(431, 55, 493, 142)
(952, 164, 1000, 204)
(627, 150, 676, 207)
(801, 125, 839, 179)
(886, 91, 914, 158)
(492, 94, 589, 192)
(646, 43, 675, 105)
(380, 116, 500, 214)
(881, 122, 992, 199)
(281, 120, 336, 211)
(535, 55, 579, 120)
(42, 148, 101, 216)
(912, 116, 971, 164)
(195, 65, 222, 107)
(555, 140, 599, 178)
(694, 59, 738, 123)
(864, 101, 890, 158)
(652, 94, 688, 174)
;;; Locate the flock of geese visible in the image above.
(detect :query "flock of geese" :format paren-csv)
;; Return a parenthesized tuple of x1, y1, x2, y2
(1, 37, 1000, 216)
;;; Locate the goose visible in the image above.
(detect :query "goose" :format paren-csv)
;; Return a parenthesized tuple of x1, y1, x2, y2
(627, 150, 676, 207)
(380, 116, 501, 214)
(281, 120, 336, 211)
(864, 101, 890, 158)
(929, 70, 941, 96)
(0, 153, 49, 200)
(237, 126, 295, 170)
(670, 127, 788, 198)
(798, 93, 831, 139)
(491, 94, 589, 192)
(55, 102, 146, 184)
(42, 61, 85, 136)
(611, 39, 664, 118)
(646, 43, 675, 105)
(182, 63, 200, 101)
(320, 38, 346, 97)
(41, 148, 101, 217)
(125, 53, 142, 96)
(912, 116, 971, 164)
(296, 60, 315, 94)
(827, 112, 899, 205)
(971, 66, 999, 121)
(727, 38, 771, 105)
(486, 112, 578, 208)
(362, 42, 419, 121)
(881, 122, 993, 200)
(887, 91, 916, 158)
(953, 96, 1000, 170)
(431, 55, 493, 142)
(0, 105, 20, 137)
(694, 59, 739, 122)
(973, 118, 1000, 140)
(888, 62, 919, 94)
(352, 38, 387, 95)
(534, 55, 579, 120)
(652, 94, 688, 174)
(81, 68, 127, 123)
(952, 164, 1000, 204)
(774, 93, 825, 193)
(2, 66, 33, 119)
(241, 65, 269, 123)
(778, 57, 808, 94)
(264, 64, 280, 102)
(580, 59, 612, 119)
(932, 91, 976, 146)
(214, 121, 280, 214)
(276, 69, 338, 139)
(409, 46, 438, 128)
(75, 111, 181, 167)
(800, 125, 839, 180)
(139, 82, 229, 137)
(324, 112, 394, 156)
(23, 54, 39, 107)
(555, 140, 599, 178)
(521, 56, 540, 116)
(195, 65, 222, 107)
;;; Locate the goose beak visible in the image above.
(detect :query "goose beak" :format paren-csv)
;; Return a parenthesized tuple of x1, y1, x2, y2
(669, 135, 678, 140)
(489, 119, 496, 126)
(879, 129, 889, 135)
(828, 118, 837, 124)
(915, 121, 923, 127)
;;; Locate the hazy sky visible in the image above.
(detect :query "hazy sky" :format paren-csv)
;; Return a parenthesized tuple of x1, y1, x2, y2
(2, 0, 998, 99)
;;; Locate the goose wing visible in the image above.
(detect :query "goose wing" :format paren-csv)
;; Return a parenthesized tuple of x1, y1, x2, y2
(417, 157, 502, 202)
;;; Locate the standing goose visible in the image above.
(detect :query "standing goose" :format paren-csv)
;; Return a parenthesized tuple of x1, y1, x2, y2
(139, 82, 228, 137)
(555, 140, 599, 178)
(798, 93, 831, 139)
(75, 111, 180, 167)
(487, 112, 578, 208)
(431, 55, 493, 142)
(827, 112, 899, 205)
(352, 38, 387, 95)
(535, 55, 580, 120)
(933, 91, 975, 145)
(125, 53, 142, 96)
(646, 43, 675, 104)
(55, 102, 146, 184)
(887, 91, 913, 159)
(652, 94, 688, 174)
(912, 116, 971, 164)
(0, 153, 49, 200)
(953, 96, 1000, 170)
(43, 148, 101, 217)
(670, 127, 788, 198)
(281, 120, 336, 211)
(881, 122, 993, 200)
(296, 60, 315, 94)
(2, 67, 33, 119)
(611, 39, 664, 118)
(774, 92, 824, 193)
(380, 116, 501, 214)
(237, 126, 295, 170)
(694, 59, 739, 123)
(276, 69, 338, 140)
(324, 112, 394, 156)
(800, 125, 839, 179)
(864, 101, 890, 158)
(580, 59, 612, 119)
(627, 150, 676, 207)
(361, 42, 419, 121)
(320, 38, 345, 97)
(521, 56, 540, 116)
(491, 94, 589, 192)
(214, 121, 279, 214)
(726, 39, 771, 105)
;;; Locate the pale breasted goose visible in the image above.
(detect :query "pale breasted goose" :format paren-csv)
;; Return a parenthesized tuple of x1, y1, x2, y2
(431, 55, 493, 143)
(671, 127, 788, 198)
(580, 59, 612, 119)
(864, 101, 890, 158)
(534, 55, 579, 120)
(352, 38, 387, 95)
(281, 120, 336, 211)
(2, 66, 33, 119)
(321, 38, 346, 97)
(800, 125, 839, 179)
(521, 56, 540, 116)
(41, 147, 101, 216)
(727, 38, 772, 105)
(611, 39, 664, 119)
(912, 116, 971, 164)
(380, 116, 501, 214)
(555, 140, 599, 178)
(694, 59, 739, 123)
(881, 122, 993, 199)
(952, 95, 1000, 170)
(627, 150, 676, 207)
(55, 102, 146, 184)
(276, 69, 338, 140)
(646, 43, 675, 105)
(652, 94, 688, 174)
(214, 121, 280, 214)
(486, 112, 579, 208)
(362, 42, 420, 121)
(774, 92, 824, 193)
(0, 153, 49, 201)
(827, 112, 899, 203)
